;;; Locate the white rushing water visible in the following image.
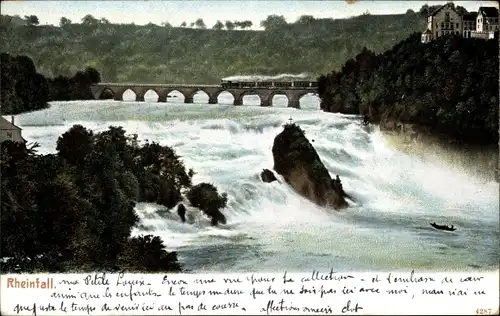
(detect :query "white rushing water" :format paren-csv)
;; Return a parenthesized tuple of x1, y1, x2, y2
(10, 91, 500, 272)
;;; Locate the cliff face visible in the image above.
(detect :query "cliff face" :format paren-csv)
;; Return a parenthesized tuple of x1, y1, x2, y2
(272, 122, 348, 209)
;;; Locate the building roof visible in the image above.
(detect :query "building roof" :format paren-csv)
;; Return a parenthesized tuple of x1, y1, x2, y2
(0, 116, 21, 130)
(463, 12, 478, 21)
(478, 7, 499, 18)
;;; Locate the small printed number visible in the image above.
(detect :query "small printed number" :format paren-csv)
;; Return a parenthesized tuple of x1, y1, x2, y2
(476, 308, 492, 315)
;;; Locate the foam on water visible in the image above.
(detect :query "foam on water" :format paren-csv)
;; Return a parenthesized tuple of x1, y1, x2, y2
(9, 96, 499, 272)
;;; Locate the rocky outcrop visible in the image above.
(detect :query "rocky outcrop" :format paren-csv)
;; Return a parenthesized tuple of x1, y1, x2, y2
(272, 122, 348, 209)
(261, 169, 278, 183)
(177, 203, 187, 223)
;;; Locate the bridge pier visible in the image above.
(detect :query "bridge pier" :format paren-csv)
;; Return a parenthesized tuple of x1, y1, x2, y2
(260, 99, 270, 107)
(288, 100, 300, 109)
(158, 94, 168, 102)
(136, 95, 145, 102)
(208, 97, 217, 104)
(184, 97, 193, 104)
(234, 99, 242, 106)
(114, 94, 124, 101)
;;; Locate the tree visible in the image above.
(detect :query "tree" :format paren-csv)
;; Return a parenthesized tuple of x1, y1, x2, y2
(406, 9, 415, 15)
(84, 67, 101, 84)
(194, 18, 206, 29)
(239, 20, 253, 29)
(0, 53, 50, 114)
(225, 20, 235, 30)
(118, 235, 181, 272)
(187, 183, 227, 226)
(24, 15, 39, 26)
(59, 17, 72, 28)
(81, 14, 98, 26)
(56, 125, 94, 167)
(296, 15, 314, 24)
(180, 21, 186, 27)
(233, 21, 243, 29)
(260, 15, 287, 30)
(212, 20, 224, 30)
(456, 6, 468, 16)
(419, 4, 441, 16)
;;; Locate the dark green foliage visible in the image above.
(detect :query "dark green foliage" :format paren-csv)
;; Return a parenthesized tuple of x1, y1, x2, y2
(318, 33, 499, 145)
(1, 53, 49, 114)
(133, 141, 192, 208)
(118, 235, 181, 272)
(186, 183, 228, 226)
(48, 67, 101, 101)
(0, 125, 211, 273)
(1, 53, 101, 114)
(0, 13, 425, 83)
(56, 124, 94, 167)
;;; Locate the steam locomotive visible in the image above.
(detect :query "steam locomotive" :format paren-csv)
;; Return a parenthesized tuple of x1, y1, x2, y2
(221, 79, 318, 89)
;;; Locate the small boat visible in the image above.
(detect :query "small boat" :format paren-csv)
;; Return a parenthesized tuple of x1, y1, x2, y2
(430, 222, 456, 231)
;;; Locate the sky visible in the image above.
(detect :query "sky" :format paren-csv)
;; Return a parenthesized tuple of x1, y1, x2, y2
(2, 1, 498, 29)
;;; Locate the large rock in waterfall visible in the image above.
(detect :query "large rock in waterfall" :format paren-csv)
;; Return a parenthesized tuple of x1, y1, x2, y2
(261, 169, 278, 183)
(272, 121, 348, 209)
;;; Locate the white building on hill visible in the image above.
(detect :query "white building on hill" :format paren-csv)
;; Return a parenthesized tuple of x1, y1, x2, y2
(421, 2, 499, 43)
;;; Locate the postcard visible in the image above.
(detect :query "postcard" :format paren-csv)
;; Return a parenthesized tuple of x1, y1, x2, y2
(0, 0, 499, 315)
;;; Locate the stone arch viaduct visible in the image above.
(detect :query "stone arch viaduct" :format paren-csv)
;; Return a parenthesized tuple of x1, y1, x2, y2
(90, 83, 318, 108)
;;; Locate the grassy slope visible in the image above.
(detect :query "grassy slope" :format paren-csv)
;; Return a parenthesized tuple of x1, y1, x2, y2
(0, 13, 425, 83)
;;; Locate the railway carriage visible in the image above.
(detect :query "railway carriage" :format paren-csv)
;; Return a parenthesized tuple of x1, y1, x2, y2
(274, 81, 293, 88)
(292, 81, 313, 87)
(221, 79, 318, 89)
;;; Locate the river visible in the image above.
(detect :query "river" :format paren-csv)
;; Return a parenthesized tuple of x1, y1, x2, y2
(11, 91, 499, 272)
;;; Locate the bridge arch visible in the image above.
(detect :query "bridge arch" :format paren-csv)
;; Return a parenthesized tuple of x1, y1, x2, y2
(235, 90, 263, 106)
(268, 91, 289, 107)
(191, 90, 210, 104)
(100, 87, 115, 100)
(141, 89, 160, 102)
(165, 89, 186, 102)
(121, 89, 137, 102)
(215, 91, 235, 105)
(298, 92, 320, 109)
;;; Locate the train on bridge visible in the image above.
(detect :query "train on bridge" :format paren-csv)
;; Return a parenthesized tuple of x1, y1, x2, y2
(221, 79, 318, 89)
